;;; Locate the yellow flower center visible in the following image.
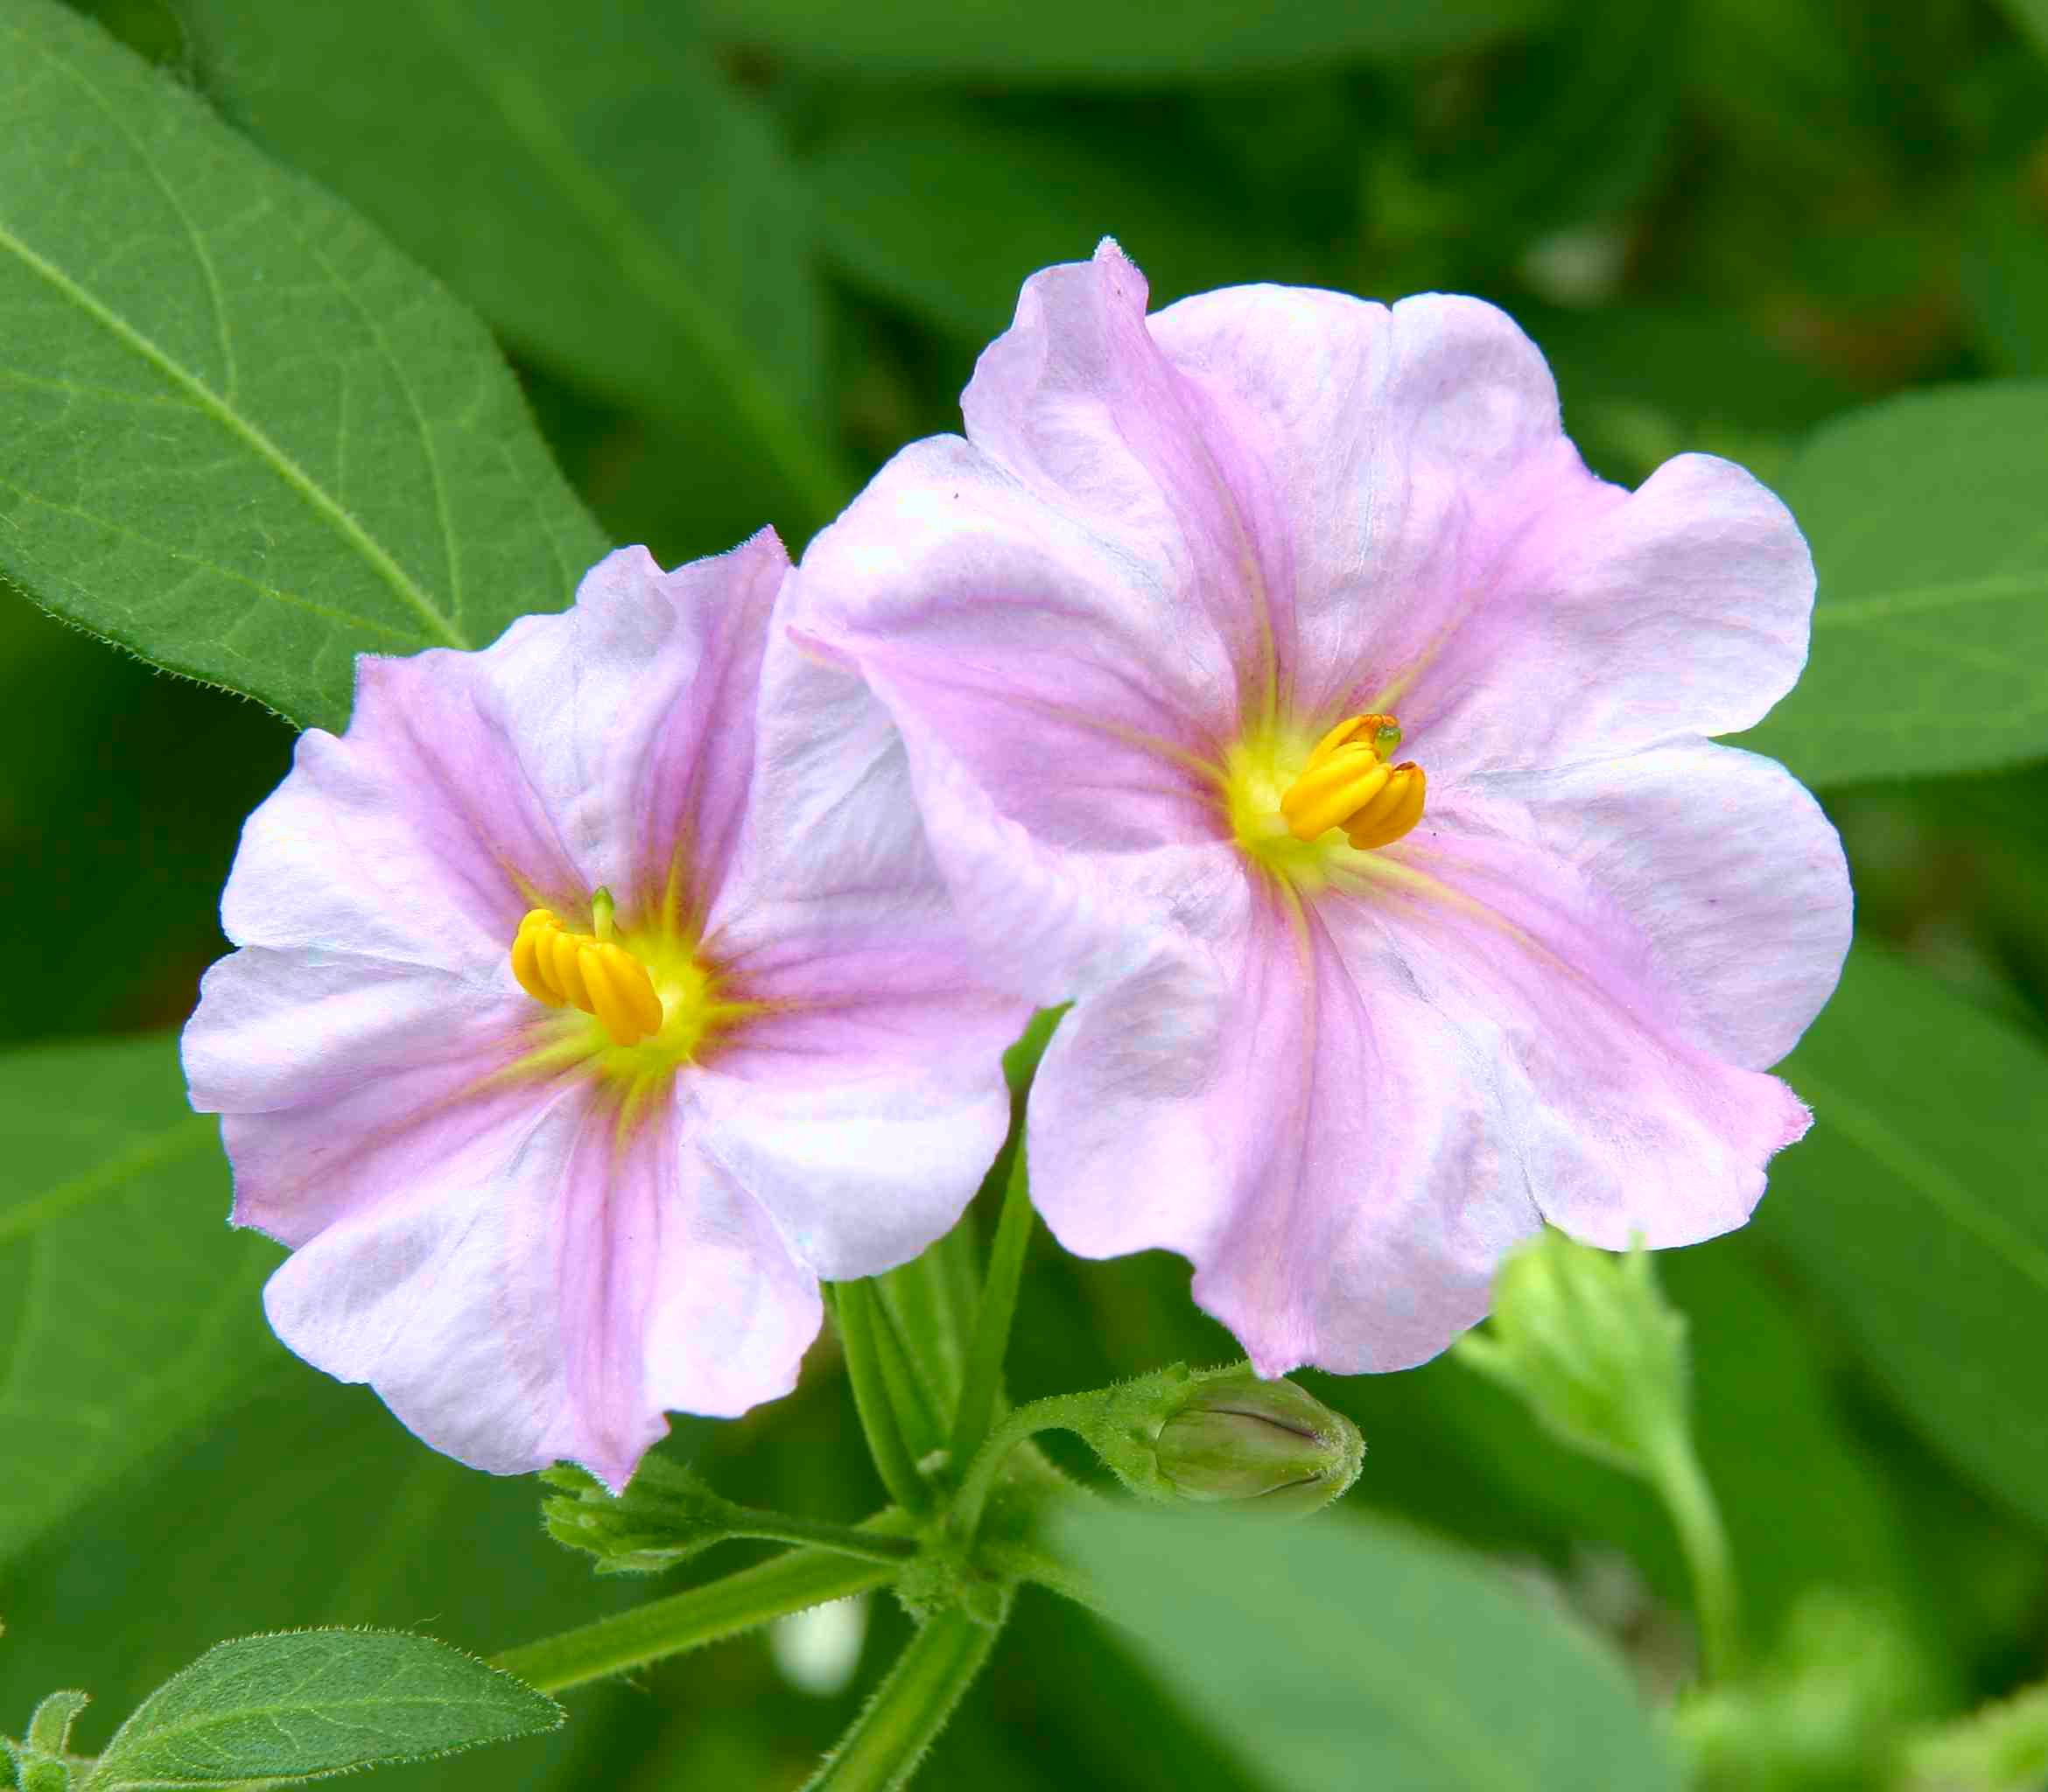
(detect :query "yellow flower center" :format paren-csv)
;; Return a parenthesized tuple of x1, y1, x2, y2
(508, 887, 743, 1070)
(1225, 711, 1427, 888)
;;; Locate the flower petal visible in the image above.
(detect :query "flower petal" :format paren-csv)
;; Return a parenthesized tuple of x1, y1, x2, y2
(221, 532, 788, 970)
(957, 240, 1307, 714)
(1145, 283, 1814, 768)
(790, 435, 1230, 858)
(1320, 789, 1822, 1262)
(1025, 880, 1538, 1375)
(693, 635, 1027, 1277)
(1421, 742, 1851, 1070)
(259, 1082, 819, 1489)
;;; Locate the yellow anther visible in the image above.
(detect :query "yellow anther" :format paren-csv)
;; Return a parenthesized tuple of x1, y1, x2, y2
(1343, 761, 1426, 850)
(1278, 712, 1426, 850)
(508, 906, 664, 1046)
(510, 910, 564, 1006)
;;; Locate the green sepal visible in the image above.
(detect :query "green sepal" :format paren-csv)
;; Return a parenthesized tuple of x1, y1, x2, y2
(540, 1459, 740, 1575)
(1453, 1228, 1690, 1478)
(20, 1698, 83, 1765)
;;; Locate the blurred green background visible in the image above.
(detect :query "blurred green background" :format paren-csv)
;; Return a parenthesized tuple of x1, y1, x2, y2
(4, 0, 2047, 1786)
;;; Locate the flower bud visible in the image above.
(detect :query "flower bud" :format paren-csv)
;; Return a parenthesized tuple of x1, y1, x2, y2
(1454, 1228, 1687, 1478)
(540, 1458, 738, 1574)
(1153, 1369, 1364, 1515)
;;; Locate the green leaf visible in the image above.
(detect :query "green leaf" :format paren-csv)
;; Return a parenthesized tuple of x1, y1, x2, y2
(0, 1371, 662, 1792)
(1759, 945, 2048, 1530)
(0, 0, 606, 732)
(806, 106, 1291, 346)
(1056, 1507, 1683, 1792)
(87, 1631, 560, 1788)
(694, 0, 1552, 80)
(0, 1033, 285, 1567)
(182, 0, 847, 542)
(1735, 384, 2048, 787)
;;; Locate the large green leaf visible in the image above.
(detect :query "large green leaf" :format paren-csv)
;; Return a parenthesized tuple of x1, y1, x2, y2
(1057, 1507, 1683, 1792)
(1736, 384, 2048, 787)
(1759, 946, 2048, 1530)
(183, 0, 846, 545)
(692, 0, 1551, 80)
(0, 0, 606, 732)
(0, 1032, 285, 1566)
(88, 1631, 559, 1788)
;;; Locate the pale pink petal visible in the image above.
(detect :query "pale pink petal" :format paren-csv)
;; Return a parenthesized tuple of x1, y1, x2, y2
(573, 531, 787, 915)
(1322, 839, 1813, 1265)
(260, 1083, 819, 1489)
(1026, 881, 1539, 1375)
(959, 240, 1299, 711)
(222, 532, 788, 971)
(690, 634, 1026, 1276)
(789, 438, 1229, 858)
(1141, 282, 1813, 771)
(1420, 743, 1851, 1070)
(184, 949, 524, 1119)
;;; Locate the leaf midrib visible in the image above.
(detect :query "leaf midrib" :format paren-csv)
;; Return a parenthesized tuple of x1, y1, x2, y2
(0, 216, 464, 652)
(0, 18, 466, 652)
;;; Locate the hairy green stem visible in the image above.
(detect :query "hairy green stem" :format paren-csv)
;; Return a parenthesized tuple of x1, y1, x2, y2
(1646, 1428, 1743, 1683)
(832, 1280, 932, 1512)
(949, 1145, 1036, 1469)
(800, 1605, 1006, 1791)
(719, 1508, 921, 1566)
(493, 1545, 897, 1694)
(951, 1391, 1095, 1546)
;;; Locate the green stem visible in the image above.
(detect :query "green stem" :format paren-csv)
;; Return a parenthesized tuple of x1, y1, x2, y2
(1646, 1428, 1743, 1683)
(492, 1545, 897, 1694)
(951, 1392, 1094, 1546)
(949, 1145, 1036, 1469)
(719, 1508, 920, 1567)
(800, 1606, 1006, 1791)
(833, 1281, 930, 1512)
(869, 1286, 948, 1462)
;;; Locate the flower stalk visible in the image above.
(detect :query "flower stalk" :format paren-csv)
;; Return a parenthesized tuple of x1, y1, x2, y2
(492, 1542, 905, 1695)
(949, 1144, 1036, 1470)
(799, 1603, 1008, 1792)
(833, 1280, 934, 1513)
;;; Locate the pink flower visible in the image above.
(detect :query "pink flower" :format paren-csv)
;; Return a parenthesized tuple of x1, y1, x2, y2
(183, 532, 1024, 1489)
(791, 243, 1852, 1379)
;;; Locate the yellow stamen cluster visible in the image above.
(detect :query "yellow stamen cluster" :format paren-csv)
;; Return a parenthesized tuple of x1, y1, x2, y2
(511, 905, 663, 1047)
(1277, 713, 1427, 850)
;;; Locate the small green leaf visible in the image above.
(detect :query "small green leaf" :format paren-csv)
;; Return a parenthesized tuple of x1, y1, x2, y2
(1759, 945, 2048, 1529)
(696, 0, 1552, 80)
(182, 0, 846, 542)
(0, 1033, 284, 1568)
(1736, 383, 2048, 787)
(1057, 1506, 1683, 1792)
(88, 1632, 560, 1788)
(0, 0, 606, 731)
